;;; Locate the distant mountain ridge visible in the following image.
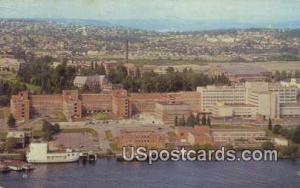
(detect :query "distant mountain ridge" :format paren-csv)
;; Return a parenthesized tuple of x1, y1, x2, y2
(3, 18, 300, 32)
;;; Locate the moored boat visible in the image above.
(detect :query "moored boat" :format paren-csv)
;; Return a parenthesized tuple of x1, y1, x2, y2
(0, 162, 10, 173)
(6, 160, 24, 172)
(27, 142, 80, 163)
(22, 163, 34, 171)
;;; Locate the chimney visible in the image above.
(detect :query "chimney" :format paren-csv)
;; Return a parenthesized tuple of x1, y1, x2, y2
(125, 39, 129, 64)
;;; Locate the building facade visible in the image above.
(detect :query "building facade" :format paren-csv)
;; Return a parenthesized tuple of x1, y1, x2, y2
(197, 82, 299, 119)
(117, 129, 167, 149)
(11, 90, 130, 121)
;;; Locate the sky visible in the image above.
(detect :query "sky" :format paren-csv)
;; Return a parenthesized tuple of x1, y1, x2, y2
(0, 0, 300, 23)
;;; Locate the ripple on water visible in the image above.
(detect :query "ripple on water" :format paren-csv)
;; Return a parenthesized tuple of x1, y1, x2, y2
(0, 158, 300, 188)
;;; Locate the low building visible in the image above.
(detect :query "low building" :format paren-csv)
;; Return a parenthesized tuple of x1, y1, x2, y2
(280, 103, 300, 117)
(73, 75, 106, 90)
(6, 130, 32, 148)
(155, 101, 192, 125)
(273, 137, 289, 146)
(211, 128, 267, 147)
(280, 78, 300, 89)
(175, 126, 214, 146)
(117, 128, 167, 149)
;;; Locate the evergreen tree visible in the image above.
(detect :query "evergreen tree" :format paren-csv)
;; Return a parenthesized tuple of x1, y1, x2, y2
(7, 114, 16, 128)
(174, 116, 178, 126)
(268, 118, 272, 130)
(272, 124, 282, 134)
(196, 113, 200, 125)
(202, 115, 207, 126)
(292, 126, 300, 144)
(136, 68, 141, 78)
(207, 116, 211, 127)
(186, 114, 196, 127)
(182, 115, 186, 126)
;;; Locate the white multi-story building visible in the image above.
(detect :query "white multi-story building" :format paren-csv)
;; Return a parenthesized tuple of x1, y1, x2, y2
(197, 82, 300, 119)
(212, 128, 267, 145)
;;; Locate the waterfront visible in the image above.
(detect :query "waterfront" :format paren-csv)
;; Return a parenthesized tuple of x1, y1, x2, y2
(0, 158, 300, 188)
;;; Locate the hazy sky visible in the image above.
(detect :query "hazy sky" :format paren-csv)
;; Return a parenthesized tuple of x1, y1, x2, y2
(0, 0, 300, 22)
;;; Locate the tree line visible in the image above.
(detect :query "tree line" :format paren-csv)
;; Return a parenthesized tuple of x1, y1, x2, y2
(273, 70, 300, 81)
(18, 60, 76, 94)
(0, 80, 27, 106)
(109, 65, 230, 93)
(174, 114, 211, 127)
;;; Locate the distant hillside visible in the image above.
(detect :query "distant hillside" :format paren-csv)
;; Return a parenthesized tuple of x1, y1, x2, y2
(3, 18, 300, 32)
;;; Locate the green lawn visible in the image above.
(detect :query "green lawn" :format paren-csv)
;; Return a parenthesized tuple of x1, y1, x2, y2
(60, 128, 98, 137)
(25, 83, 42, 94)
(93, 112, 109, 120)
(110, 142, 120, 152)
(33, 128, 98, 138)
(0, 132, 7, 141)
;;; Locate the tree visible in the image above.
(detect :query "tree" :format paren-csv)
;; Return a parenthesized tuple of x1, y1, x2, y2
(202, 115, 207, 126)
(166, 67, 175, 73)
(268, 118, 272, 131)
(207, 116, 211, 126)
(186, 114, 196, 127)
(7, 114, 16, 128)
(261, 141, 274, 150)
(174, 116, 178, 126)
(280, 70, 287, 80)
(196, 113, 200, 125)
(5, 137, 17, 152)
(42, 120, 60, 140)
(274, 70, 281, 81)
(108, 65, 128, 84)
(292, 126, 300, 144)
(295, 70, 300, 78)
(178, 115, 186, 126)
(280, 127, 294, 140)
(281, 143, 298, 157)
(272, 124, 282, 134)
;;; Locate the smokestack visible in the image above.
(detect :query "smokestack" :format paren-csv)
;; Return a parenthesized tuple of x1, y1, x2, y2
(125, 39, 129, 64)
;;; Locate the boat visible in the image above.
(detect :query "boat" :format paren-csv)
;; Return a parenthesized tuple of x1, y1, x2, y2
(22, 163, 34, 171)
(0, 162, 10, 173)
(26, 142, 80, 163)
(6, 160, 23, 172)
(79, 151, 97, 162)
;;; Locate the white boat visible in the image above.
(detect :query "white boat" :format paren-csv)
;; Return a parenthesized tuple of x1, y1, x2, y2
(26, 143, 80, 163)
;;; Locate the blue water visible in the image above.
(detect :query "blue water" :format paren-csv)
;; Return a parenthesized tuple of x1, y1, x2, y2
(1, 158, 300, 188)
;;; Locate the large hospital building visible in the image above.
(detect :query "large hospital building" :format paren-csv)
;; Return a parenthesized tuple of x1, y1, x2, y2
(197, 82, 300, 119)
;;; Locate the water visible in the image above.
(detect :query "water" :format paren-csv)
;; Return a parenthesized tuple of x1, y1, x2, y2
(1, 158, 300, 188)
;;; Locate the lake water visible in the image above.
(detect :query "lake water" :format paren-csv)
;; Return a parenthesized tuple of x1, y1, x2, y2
(1, 158, 300, 188)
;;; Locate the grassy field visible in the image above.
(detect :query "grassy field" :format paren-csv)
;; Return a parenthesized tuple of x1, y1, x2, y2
(0, 132, 7, 141)
(25, 83, 42, 94)
(33, 128, 98, 138)
(32, 130, 45, 137)
(93, 112, 109, 120)
(60, 128, 98, 137)
(110, 142, 120, 152)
